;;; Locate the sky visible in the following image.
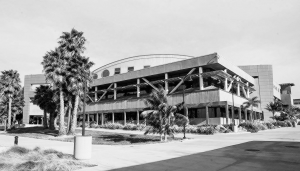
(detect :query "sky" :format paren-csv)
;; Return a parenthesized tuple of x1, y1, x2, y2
(0, 0, 300, 97)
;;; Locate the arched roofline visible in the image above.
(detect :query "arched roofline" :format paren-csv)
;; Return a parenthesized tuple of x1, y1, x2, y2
(92, 54, 194, 73)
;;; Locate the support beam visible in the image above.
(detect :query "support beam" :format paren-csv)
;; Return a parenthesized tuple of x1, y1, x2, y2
(86, 94, 94, 103)
(246, 82, 250, 98)
(169, 68, 196, 94)
(97, 83, 113, 102)
(101, 113, 104, 125)
(227, 79, 234, 92)
(224, 78, 228, 91)
(96, 113, 99, 125)
(137, 111, 139, 124)
(94, 86, 98, 101)
(205, 106, 209, 125)
(241, 86, 247, 97)
(142, 78, 159, 91)
(137, 78, 140, 97)
(225, 104, 229, 124)
(112, 113, 114, 124)
(237, 83, 240, 96)
(114, 83, 117, 100)
(124, 111, 126, 125)
(238, 107, 242, 124)
(165, 73, 169, 93)
(199, 67, 204, 90)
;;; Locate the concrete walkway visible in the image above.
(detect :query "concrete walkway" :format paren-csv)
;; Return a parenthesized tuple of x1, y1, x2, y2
(1, 127, 300, 171)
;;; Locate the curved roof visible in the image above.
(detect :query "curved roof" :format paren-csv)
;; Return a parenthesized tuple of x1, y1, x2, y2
(93, 54, 194, 73)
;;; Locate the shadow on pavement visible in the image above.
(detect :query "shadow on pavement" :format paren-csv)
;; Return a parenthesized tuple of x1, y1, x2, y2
(109, 141, 300, 171)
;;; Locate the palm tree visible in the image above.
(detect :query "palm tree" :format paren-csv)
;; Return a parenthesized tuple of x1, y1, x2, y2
(42, 48, 68, 136)
(243, 96, 261, 121)
(0, 70, 21, 129)
(265, 101, 281, 120)
(141, 85, 187, 141)
(66, 55, 94, 135)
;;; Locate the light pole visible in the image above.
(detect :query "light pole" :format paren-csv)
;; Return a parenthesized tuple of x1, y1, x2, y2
(82, 81, 87, 136)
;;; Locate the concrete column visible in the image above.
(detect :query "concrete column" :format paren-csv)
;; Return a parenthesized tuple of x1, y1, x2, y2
(101, 113, 104, 125)
(225, 104, 229, 124)
(246, 82, 250, 98)
(237, 83, 240, 96)
(87, 113, 90, 126)
(205, 106, 209, 125)
(114, 83, 117, 100)
(137, 78, 140, 97)
(137, 111, 139, 124)
(244, 109, 248, 122)
(94, 86, 98, 101)
(124, 111, 126, 125)
(216, 107, 221, 117)
(238, 107, 242, 123)
(112, 113, 114, 124)
(165, 73, 169, 93)
(199, 67, 204, 90)
(96, 113, 99, 125)
(231, 105, 235, 124)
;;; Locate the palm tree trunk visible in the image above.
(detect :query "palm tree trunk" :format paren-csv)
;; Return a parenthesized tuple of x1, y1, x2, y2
(250, 109, 253, 121)
(49, 113, 55, 130)
(272, 112, 275, 121)
(68, 94, 79, 135)
(159, 113, 163, 141)
(43, 110, 48, 128)
(164, 132, 167, 141)
(67, 100, 72, 132)
(58, 87, 66, 136)
(4, 119, 7, 132)
(7, 97, 12, 129)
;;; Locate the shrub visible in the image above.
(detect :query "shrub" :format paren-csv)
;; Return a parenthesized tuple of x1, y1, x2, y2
(99, 122, 125, 130)
(239, 121, 259, 133)
(123, 124, 138, 130)
(263, 122, 275, 129)
(272, 120, 293, 127)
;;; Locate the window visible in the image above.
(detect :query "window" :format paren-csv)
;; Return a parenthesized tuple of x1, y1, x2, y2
(114, 68, 121, 75)
(144, 65, 150, 68)
(102, 70, 110, 77)
(128, 67, 134, 72)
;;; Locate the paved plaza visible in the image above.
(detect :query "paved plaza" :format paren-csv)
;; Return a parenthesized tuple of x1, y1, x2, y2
(1, 127, 300, 171)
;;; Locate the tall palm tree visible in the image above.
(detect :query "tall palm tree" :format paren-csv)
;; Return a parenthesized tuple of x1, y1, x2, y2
(0, 70, 21, 129)
(243, 96, 261, 121)
(265, 101, 281, 120)
(42, 48, 68, 136)
(66, 55, 94, 135)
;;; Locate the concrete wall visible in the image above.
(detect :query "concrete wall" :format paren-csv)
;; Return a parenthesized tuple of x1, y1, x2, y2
(238, 65, 277, 121)
(23, 74, 48, 124)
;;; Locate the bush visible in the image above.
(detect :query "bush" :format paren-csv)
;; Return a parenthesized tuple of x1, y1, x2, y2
(99, 122, 125, 130)
(172, 125, 217, 135)
(272, 120, 293, 127)
(123, 124, 138, 130)
(239, 121, 260, 133)
(263, 122, 275, 129)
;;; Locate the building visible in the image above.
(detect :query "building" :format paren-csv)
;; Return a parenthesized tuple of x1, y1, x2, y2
(23, 53, 266, 125)
(293, 99, 300, 108)
(280, 83, 295, 108)
(238, 65, 282, 120)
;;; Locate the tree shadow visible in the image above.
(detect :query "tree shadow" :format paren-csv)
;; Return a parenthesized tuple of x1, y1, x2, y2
(6, 127, 58, 136)
(108, 141, 300, 171)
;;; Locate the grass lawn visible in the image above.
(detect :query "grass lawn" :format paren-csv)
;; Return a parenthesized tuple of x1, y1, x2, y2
(0, 146, 95, 171)
(2, 127, 180, 145)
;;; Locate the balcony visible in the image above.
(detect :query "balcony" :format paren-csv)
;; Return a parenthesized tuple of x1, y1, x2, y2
(85, 88, 249, 114)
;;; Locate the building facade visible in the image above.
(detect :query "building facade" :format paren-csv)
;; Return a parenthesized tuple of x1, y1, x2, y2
(23, 53, 265, 125)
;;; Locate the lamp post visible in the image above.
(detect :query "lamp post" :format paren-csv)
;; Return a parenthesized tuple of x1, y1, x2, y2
(82, 81, 86, 136)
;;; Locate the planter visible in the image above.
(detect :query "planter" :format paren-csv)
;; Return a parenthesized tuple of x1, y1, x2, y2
(233, 125, 239, 133)
(74, 136, 92, 160)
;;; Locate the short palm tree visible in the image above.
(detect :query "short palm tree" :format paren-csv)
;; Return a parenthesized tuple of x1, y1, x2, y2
(265, 101, 281, 120)
(0, 70, 21, 129)
(243, 96, 261, 121)
(142, 85, 187, 141)
(42, 48, 68, 136)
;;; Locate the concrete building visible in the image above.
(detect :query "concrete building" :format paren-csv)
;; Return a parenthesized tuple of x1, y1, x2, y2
(23, 53, 267, 125)
(280, 83, 295, 108)
(238, 65, 282, 121)
(293, 99, 300, 108)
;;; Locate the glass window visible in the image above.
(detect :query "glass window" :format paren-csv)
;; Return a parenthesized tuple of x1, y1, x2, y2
(102, 70, 110, 77)
(114, 68, 121, 75)
(128, 67, 134, 72)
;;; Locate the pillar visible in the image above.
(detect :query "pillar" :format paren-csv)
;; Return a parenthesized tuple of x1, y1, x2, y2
(246, 82, 250, 98)
(101, 113, 104, 125)
(199, 67, 204, 90)
(216, 107, 221, 117)
(96, 113, 99, 125)
(231, 105, 235, 124)
(244, 109, 248, 122)
(87, 113, 90, 126)
(137, 78, 140, 97)
(137, 111, 140, 124)
(114, 83, 117, 100)
(225, 104, 229, 124)
(165, 73, 169, 93)
(124, 111, 126, 125)
(95, 86, 98, 101)
(238, 107, 242, 124)
(112, 113, 114, 124)
(205, 106, 209, 125)
(237, 83, 240, 96)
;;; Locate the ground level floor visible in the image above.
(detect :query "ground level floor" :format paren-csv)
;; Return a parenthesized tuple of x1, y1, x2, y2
(78, 103, 263, 126)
